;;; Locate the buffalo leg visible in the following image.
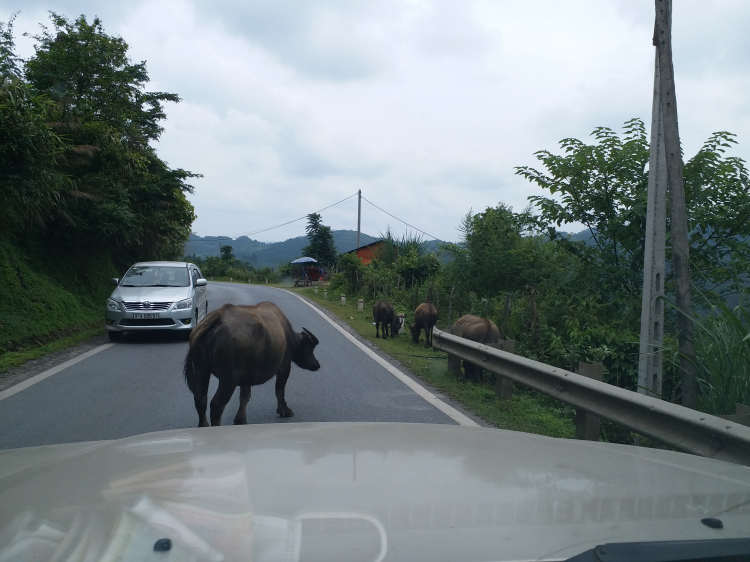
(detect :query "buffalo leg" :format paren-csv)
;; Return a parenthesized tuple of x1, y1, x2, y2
(209, 378, 236, 426)
(463, 360, 479, 383)
(191, 361, 212, 428)
(383, 323, 388, 340)
(375, 322, 380, 338)
(233, 383, 252, 425)
(275, 365, 294, 417)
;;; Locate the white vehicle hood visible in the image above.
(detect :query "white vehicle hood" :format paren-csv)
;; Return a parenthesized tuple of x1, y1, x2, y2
(1, 423, 749, 562)
(111, 285, 191, 304)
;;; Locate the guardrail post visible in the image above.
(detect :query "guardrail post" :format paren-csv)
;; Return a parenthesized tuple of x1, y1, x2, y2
(447, 325, 463, 377)
(491, 339, 515, 399)
(717, 403, 750, 428)
(575, 362, 603, 441)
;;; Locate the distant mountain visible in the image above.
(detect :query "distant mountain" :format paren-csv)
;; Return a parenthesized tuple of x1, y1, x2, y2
(184, 230, 379, 268)
(568, 229, 595, 244)
(184, 230, 449, 268)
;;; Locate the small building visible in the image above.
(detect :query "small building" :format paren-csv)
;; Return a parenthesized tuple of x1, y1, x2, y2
(343, 240, 398, 266)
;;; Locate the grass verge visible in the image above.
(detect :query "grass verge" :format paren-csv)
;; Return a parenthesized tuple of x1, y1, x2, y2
(288, 286, 575, 439)
(0, 325, 105, 374)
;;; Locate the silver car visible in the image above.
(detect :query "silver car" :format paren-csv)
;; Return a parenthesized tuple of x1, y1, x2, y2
(105, 261, 208, 341)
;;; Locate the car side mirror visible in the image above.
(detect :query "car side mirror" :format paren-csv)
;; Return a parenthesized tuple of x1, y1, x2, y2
(111, 278, 119, 286)
(195, 278, 208, 287)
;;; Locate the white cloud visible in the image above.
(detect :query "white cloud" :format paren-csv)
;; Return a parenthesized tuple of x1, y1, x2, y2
(3, 0, 749, 243)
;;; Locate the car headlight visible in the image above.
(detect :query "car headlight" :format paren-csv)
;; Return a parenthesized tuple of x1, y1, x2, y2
(106, 298, 121, 312)
(174, 298, 193, 310)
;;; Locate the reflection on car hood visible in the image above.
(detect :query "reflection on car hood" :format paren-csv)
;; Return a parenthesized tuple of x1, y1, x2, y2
(111, 285, 191, 303)
(1, 423, 749, 562)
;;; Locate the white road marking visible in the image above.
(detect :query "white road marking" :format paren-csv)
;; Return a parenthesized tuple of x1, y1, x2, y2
(281, 289, 480, 427)
(0, 344, 115, 402)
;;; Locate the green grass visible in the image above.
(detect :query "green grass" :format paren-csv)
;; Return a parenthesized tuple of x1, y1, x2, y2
(690, 290, 750, 415)
(0, 237, 116, 368)
(289, 287, 575, 439)
(0, 326, 104, 374)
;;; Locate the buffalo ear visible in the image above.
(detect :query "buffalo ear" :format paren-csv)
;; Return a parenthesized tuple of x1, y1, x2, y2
(302, 327, 319, 346)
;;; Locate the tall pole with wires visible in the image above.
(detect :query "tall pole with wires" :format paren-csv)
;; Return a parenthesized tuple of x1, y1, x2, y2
(654, 0, 696, 408)
(357, 190, 362, 248)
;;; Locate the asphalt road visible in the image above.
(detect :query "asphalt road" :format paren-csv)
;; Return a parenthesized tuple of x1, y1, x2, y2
(0, 283, 462, 450)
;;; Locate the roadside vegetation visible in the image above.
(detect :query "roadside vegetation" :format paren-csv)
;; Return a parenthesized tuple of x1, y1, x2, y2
(290, 119, 750, 435)
(290, 286, 576, 438)
(0, 14, 196, 369)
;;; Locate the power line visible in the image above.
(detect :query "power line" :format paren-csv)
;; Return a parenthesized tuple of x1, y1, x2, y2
(187, 191, 440, 244)
(189, 193, 358, 241)
(364, 199, 392, 232)
(230, 192, 358, 238)
(361, 196, 440, 240)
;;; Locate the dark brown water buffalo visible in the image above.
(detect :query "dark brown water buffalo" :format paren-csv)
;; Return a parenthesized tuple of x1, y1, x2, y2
(410, 302, 438, 347)
(183, 302, 320, 427)
(453, 314, 500, 382)
(373, 300, 400, 339)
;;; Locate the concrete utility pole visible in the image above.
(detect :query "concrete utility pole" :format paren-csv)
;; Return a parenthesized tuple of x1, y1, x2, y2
(653, 0, 698, 407)
(638, 43, 668, 399)
(357, 189, 362, 249)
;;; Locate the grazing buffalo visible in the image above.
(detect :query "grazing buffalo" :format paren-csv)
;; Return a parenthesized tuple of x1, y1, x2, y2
(453, 314, 501, 382)
(373, 300, 400, 339)
(183, 302, 320, 427)
(410, 302, 438, 347)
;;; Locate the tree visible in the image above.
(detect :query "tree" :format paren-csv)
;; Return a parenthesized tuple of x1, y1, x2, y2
(516, 119, 750, 296)
(221, 245, 235, 262)
(301, 213, 337, 268)
(15, 13, 199, 265)
(0, 16, 69, 232)
(461, 204, 534, 296)
(337, 251, 363, 294)
(516, 119, 649, 297)
(25, 13, 178, 145)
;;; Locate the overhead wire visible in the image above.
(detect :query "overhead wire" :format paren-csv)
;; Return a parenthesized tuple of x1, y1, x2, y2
(189, 191, 440, 244)
(231, 192, 358, 238)
(363, 198, 393, 232)
(188, 192, 358, 242)
(360, 196, 440, 240)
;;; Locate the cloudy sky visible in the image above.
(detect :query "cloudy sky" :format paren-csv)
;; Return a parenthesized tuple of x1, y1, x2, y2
(5, 1, 750, 244)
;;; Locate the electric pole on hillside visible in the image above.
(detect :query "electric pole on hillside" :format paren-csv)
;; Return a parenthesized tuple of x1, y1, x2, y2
(357, 189, 362, 248)
(638, 0, 697, 408)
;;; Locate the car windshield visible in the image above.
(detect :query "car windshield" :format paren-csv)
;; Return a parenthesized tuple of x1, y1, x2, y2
(120, 266, 190, 287)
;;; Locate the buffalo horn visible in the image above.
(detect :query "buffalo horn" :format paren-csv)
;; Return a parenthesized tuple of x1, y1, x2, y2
(302, 327, 319, 346)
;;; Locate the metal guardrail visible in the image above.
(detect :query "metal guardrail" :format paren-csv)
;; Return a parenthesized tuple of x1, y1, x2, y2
(432, 327, 750, 467)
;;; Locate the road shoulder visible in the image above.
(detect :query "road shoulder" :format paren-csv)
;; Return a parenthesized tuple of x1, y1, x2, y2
(282, 289, 489, 428)
(0, 333, 110, 394)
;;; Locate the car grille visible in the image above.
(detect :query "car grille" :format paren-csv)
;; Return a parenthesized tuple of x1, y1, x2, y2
(119, 319, 176, 326)
(123, 301, 173, 311)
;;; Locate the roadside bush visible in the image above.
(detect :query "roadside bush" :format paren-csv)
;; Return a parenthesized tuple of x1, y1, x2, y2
(690, 289, 750, 415)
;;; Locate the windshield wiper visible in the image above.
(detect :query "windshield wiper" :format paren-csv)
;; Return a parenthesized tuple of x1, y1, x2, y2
(120, 284, 137, 287)
(565, 538, 750, 562)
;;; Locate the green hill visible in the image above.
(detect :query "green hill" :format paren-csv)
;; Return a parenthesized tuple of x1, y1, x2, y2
(184, 230, 380, 268)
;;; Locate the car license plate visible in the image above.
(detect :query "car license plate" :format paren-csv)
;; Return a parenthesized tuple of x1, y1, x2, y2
(133, 313, 159, 319)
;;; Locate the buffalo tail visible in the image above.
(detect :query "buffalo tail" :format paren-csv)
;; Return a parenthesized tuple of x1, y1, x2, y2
(183, 345, 196, 394)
